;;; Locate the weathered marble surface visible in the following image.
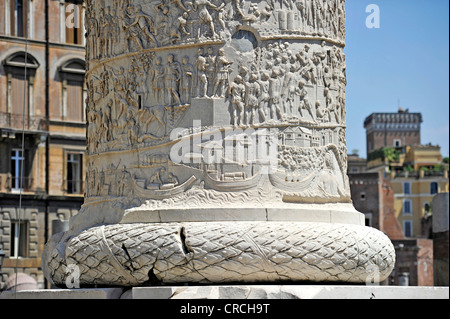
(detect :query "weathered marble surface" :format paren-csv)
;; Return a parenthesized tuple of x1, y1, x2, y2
(2, 286, 449, 300)
(43, 0, 396, 287)
(79, 0, 350, 227)
(45, 222, 395, 286)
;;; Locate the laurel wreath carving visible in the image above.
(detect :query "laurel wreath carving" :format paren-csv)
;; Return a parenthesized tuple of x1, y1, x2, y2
(45, 221, 395, 287)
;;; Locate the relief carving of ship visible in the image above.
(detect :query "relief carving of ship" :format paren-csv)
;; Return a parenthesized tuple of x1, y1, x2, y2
(132, 175, 197, 199)
(204, 170, 265, 192)
(268, 170, 318, 192)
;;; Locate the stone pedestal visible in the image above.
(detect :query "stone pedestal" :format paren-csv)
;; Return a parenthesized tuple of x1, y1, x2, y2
(42, 0, 396, 288)
(125, 285, 450, 300)
(2, 286, 448, 300)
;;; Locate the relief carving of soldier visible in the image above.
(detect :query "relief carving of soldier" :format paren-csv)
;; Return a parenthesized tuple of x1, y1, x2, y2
(181, 56, 194, 105)
(164, 54, 182, 106)
(151, 56, 165, 105)
(123, 5, 158, 51)
(213, 48, 233, 98)
(229, 75, 246, 126)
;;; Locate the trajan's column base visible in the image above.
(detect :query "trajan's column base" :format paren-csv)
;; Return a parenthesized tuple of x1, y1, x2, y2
(43, 0, 396, 288)
(43, 218, 395, 287)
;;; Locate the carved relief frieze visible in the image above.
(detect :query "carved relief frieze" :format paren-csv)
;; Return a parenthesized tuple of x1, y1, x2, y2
(84, 0, 346, 64)
(43, 0, 397, 289)
(83, 0, 349, 204)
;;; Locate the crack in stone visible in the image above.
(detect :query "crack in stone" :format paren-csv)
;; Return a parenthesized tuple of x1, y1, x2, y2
(122, 244, 136, 272)
(145, 267, 163, 286)
(180, 227, 193, 255)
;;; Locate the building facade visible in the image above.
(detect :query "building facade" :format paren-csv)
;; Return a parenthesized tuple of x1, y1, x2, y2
(347, 153, 367, 174)
(390, 165, 449, 239)
(349, 171, 403, 238)
(364, 109, 449, 239)
(349, 171, 434, 286)
(0, 0, 86, 289)
(364, 109, 423, 157)
(356, 109, 449, 286)
(365, 144, 449, 239)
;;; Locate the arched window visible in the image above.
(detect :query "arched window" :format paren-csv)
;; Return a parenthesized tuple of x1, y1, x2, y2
(58, 58, 86, 123)
(2, 51, 39, 130)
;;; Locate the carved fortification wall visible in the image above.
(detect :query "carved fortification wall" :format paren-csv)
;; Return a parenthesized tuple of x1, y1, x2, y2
(43, 0, 396, 287)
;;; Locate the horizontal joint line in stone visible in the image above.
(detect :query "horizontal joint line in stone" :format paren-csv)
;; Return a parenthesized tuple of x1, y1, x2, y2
(86, 40, 226, 77)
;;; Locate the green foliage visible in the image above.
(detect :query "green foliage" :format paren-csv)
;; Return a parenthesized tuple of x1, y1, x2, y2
(384, 147, 401, 162)
(368, 147, 401, 163)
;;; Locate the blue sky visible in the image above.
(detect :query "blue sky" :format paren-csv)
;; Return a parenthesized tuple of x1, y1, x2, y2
(344, 0, 449, 158)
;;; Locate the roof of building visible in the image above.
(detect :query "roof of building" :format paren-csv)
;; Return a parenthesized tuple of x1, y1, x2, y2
(364, 109, 423, 127)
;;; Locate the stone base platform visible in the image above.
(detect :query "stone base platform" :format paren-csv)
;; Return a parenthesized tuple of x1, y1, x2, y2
(2, 285, 448, 299)
(43, 221, 397, 286)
